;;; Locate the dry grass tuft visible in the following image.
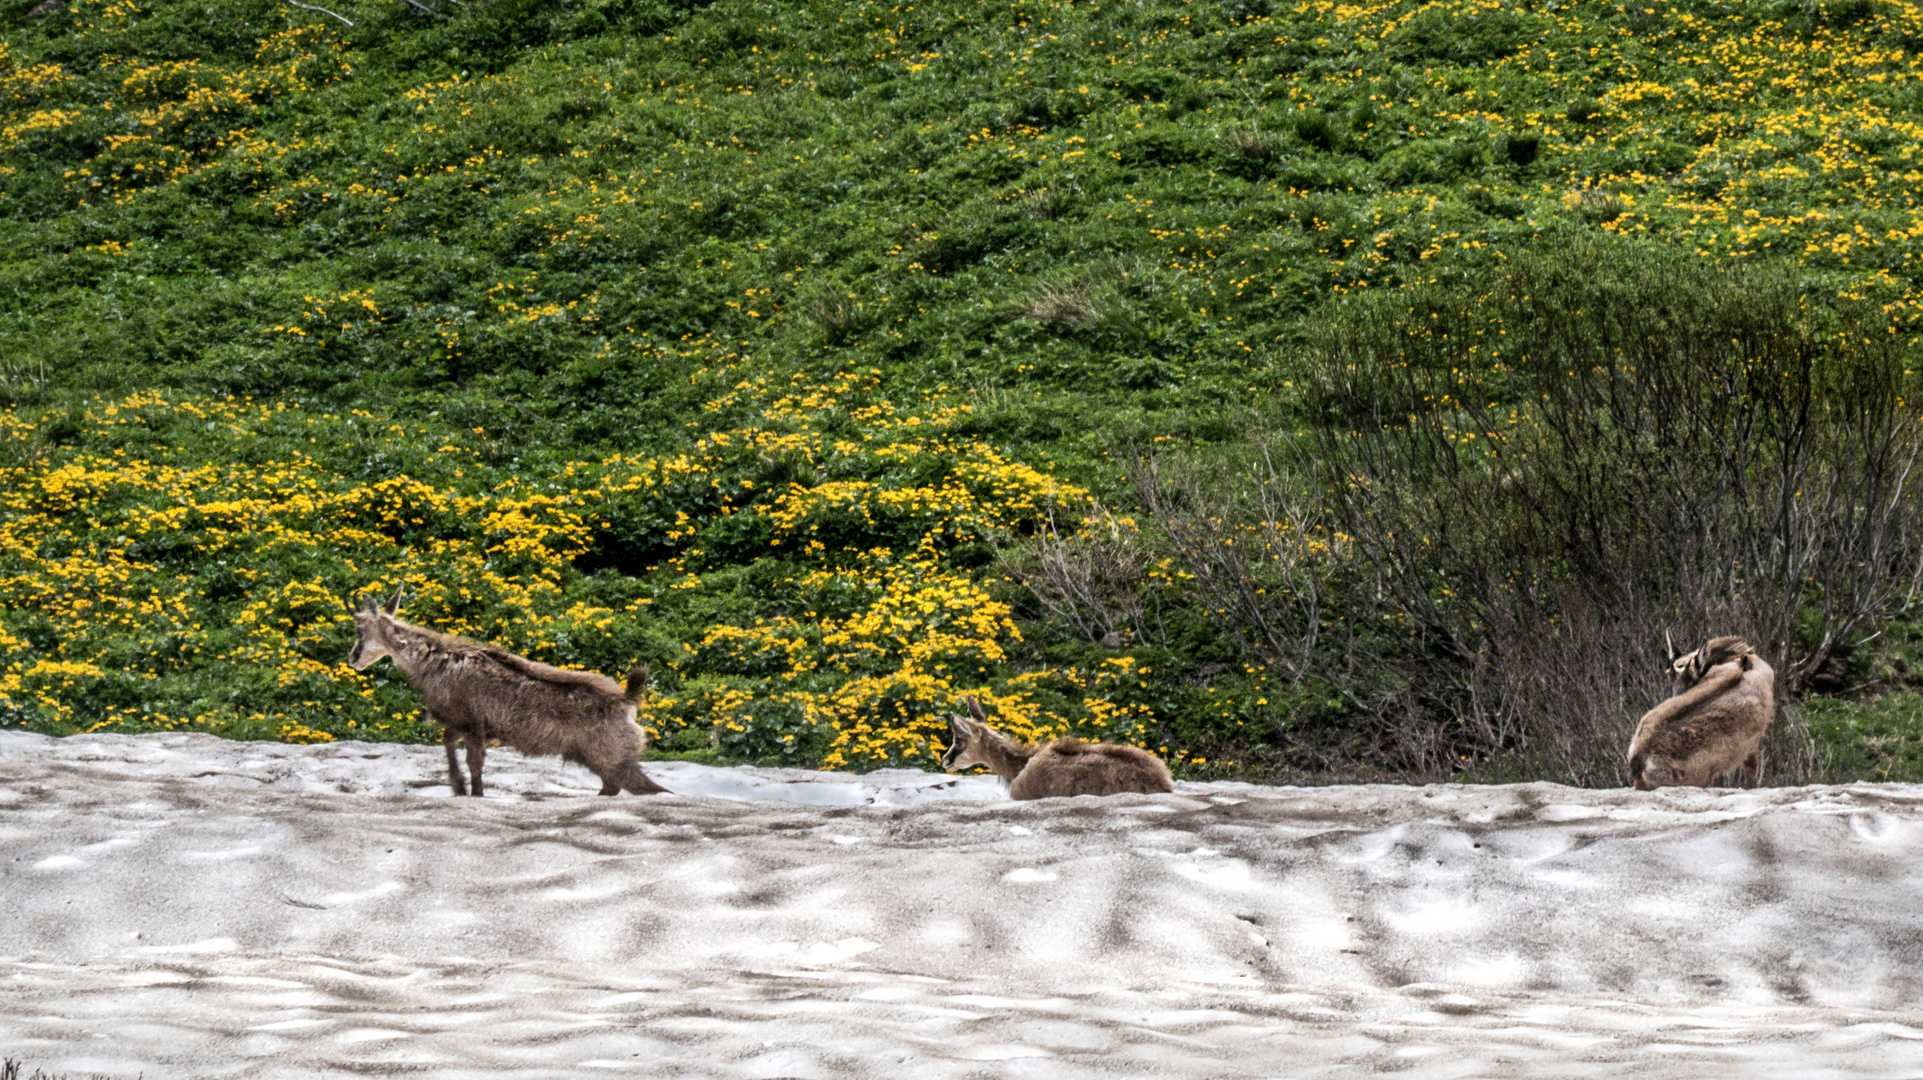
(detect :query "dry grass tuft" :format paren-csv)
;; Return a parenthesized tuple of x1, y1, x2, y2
(1016, 186, 1066, 220)
(801, 292, 866, 341)
(1022, 281, 1105, 331)
(1227, 127, 1285, 161)
(1576, 189, 1630, 222)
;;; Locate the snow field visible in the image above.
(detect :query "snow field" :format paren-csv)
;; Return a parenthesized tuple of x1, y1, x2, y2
(4, 731, 1923, 1078)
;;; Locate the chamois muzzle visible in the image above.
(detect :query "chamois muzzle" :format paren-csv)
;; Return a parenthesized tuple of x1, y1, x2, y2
(941, 716, 969, 770)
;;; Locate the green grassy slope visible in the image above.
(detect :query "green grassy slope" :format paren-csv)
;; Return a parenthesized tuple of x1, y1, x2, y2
(6, 0, 1923, 777)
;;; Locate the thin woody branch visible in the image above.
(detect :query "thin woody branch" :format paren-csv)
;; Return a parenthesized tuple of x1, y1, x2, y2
(286, 0, 353, 24)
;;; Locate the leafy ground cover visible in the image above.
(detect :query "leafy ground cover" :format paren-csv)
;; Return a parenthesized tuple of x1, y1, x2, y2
(0, 384, 1170, 770)
(7, 0, 1923, 778)
(1806, 692, 1923, 781)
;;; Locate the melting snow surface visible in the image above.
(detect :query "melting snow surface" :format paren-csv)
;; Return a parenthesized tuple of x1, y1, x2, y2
(5, 730, 1923, 1077)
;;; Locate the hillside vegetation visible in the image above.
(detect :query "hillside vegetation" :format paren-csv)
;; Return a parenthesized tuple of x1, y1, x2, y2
(7, 0, 1923, 781)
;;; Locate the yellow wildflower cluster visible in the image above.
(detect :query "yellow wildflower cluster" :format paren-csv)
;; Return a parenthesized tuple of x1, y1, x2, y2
(1242, 0, 1923, 317)
(16, 0, 1923, 335)
(2, 8, 350, 208)
(0, 380, 1158, 769)
(584, 365, 1155, 766)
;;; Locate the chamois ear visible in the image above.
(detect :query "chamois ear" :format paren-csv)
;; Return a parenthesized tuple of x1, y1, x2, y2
(384, 584, 405, 615)
(1664, 630, 1676, 664)
(359, 592, 380, 613)
(948, 713, 971, 737)
(1691, 638, 1713, 679)
(965, 696, 987, 724)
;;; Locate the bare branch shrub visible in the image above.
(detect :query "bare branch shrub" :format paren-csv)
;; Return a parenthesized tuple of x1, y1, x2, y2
(1123, 443, 1449, 773)
(909, 208, 1013, 274)
(968, 383, 1016, 414)
(1123, 446, 1340, 683)
(1573, 188, 1630, 223)
(1129, 245, 1923, 783)
(801, 291, 873, 343)
(1302, 246, 1923, 783)
(0, 359, 48, 404)
(998, 501, 1158, 646)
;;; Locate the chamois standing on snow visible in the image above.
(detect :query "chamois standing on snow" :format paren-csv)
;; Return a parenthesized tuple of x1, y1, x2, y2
(347, 586, 668, 797)
(942, 697, 1173, 799)
(1627, 635, 1775, 791)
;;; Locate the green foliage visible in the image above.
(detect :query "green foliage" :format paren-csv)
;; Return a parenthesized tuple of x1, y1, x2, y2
(7, 0, 1923, 778)
(1806, 694, 1923, 781)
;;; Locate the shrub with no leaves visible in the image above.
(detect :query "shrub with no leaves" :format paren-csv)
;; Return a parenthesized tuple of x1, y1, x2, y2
(998, 501, 1157, 646)
(1135, 244, 1923, 783)
(800, 290, 872, 343)
(1315, 247, 1919, 780)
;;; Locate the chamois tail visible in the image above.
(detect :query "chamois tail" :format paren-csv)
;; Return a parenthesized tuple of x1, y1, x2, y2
(625, 664, 651, 704)
(619, 761, 670, 795)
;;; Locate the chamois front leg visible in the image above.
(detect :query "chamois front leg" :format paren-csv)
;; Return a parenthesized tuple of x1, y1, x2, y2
(466, 737, 486, 797)
(442, 728, 468, 797)
(1742, 750, 1761, 789)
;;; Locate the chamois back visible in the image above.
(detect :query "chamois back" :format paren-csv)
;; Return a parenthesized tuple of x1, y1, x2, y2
(1009, 738, 1174, 800)
(480, 645, 627, 696)
(942, 698, 1173, 800)
(1629, 636, 1775, 790)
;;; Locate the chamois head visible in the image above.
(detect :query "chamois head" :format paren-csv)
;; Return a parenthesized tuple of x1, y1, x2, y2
(942, 697, 993, 771)
(347, 585, 405, 670)
(1665, 632, 1755, 694)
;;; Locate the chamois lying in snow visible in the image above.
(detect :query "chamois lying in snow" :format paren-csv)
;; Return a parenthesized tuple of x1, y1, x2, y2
(1627, 635, 1775, 790)
(347, 586, 668, 797)
(942, 697, 1173, 799)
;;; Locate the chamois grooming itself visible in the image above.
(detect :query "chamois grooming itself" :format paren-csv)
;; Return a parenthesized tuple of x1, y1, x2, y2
(1627, 635, 1775, 791)
(347, 586, 668, 798)
(942, 697, 1174, 799)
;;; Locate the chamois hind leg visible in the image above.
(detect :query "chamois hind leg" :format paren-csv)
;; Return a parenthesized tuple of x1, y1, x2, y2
(442, 729, 468, 796)
(466, 738, 486, 798)
(1742, 750, 1762, 789)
